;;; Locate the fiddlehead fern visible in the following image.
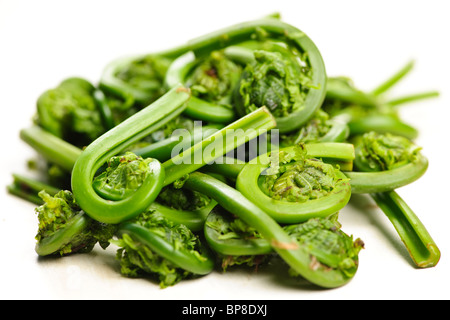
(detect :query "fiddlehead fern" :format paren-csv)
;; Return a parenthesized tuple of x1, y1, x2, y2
(236, 144, 353, 223)
(204, 206, 272, 268)
(184, 172, 362, 288)
(34, 190, 116, 256)
(283, 214, 363, 278)
(345, 131, 440, 267)
(353, 131, 422, 172)
(71, 84, 190, 224)
(234, 48, 316, 133)
(92, 152, 217, 232)
(279, 109, 349, 146)
(36, 77, 106, 148)
(345, 132, 428, 193)
(165, 50, 241, 123)
(99, 53, 173, 113)
(205, 204, 363, 277)
(91, 152, 160, 201)
(163, 18, 327, 133)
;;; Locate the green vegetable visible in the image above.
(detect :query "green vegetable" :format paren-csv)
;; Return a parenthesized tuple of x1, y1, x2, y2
(8, 14, 441, 290)
(165, 18, 327, 133)
(346, 131, 439, 267)
(133, 122, 223, 162)
(20, 105, 276, 227)
(92, 152, 158, 201)
(353, 131, 422, 172)
(99, 54, 173, 111)
(20, 125, 82, 172)
(236, 144, 353, 223)
(188, 51, 242, 104)
(165, 51, 240, 123)
(7, 173, 60, 205)
(92, 152, 217, 231)
(184, 172, 362, 288)
(160, 106, 276, 187)
(204, 206, 272, 257)
(71, 84, 190, 224)
(204, 206, 280, 271)
(34, 190, 116, 256)
(147, 201, 217, 233)
(279, 109, 349, 146)
(36, 77, 106, 148)
(115, 211, 214, 288)
(284, 215, 363, 278)
(345, 132, 428, 193)
(371, 191, 440, 268)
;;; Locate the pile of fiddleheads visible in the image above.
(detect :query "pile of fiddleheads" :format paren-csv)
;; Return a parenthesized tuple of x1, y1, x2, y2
(7, 13, 440, 290)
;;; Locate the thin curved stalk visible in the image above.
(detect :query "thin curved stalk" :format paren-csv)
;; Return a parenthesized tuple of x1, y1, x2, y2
(93, 89, 115, 130)
(116, 222, 215, 276)
(35, 212, 89, 256)
(205, 142, 355, 180)
(371, 60, 415, 96)
(344, 154, 428, 194)
(134, 124, 222, 162)
(204, 207, 272, 256)
(385, 91, 440, 108)
(147, 201, 217, 232)
(162, 107, 276, 186)
(20, 125, 82, 172)
(371, 190, 440, 268)
(164, 51, 237, 123)
(347, 115, 419, 140)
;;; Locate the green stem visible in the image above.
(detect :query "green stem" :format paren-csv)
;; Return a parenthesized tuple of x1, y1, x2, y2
(7, 174, 60, 205)
(116, 222, 215, 275)
(27, 91, 275, 224)
(186, 18, 327, 133)
(205, 142, 355, 180)
(99, 54, 162, 107)
(184, 172, 356, 288)
(20, 126, 82, 172)
(21, 123, 221, 168)
(235, 144, 353, 223)
(35, 212, 89, 256)
(326, 78, 377, 108)
(371, 60, 415, 96)
(370, 190, 440, 268)
(201, 157, 246, 180)
(164, 52, 237, 123)
(204, 207, 272, 256)
(19, 107, 275, 226)
(344, 154, 428, 194)
(94, 89, 116, 130)
(162, 107, 276, 186)
(385, 91, 440, 108)
(147, 201, 217, 232)
(348, 115, 419, 140)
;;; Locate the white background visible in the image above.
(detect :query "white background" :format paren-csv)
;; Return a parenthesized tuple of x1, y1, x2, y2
(1, 0, 449, 300)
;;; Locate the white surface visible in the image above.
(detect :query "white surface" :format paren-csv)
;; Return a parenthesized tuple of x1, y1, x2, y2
(1, 0, 449, 300)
